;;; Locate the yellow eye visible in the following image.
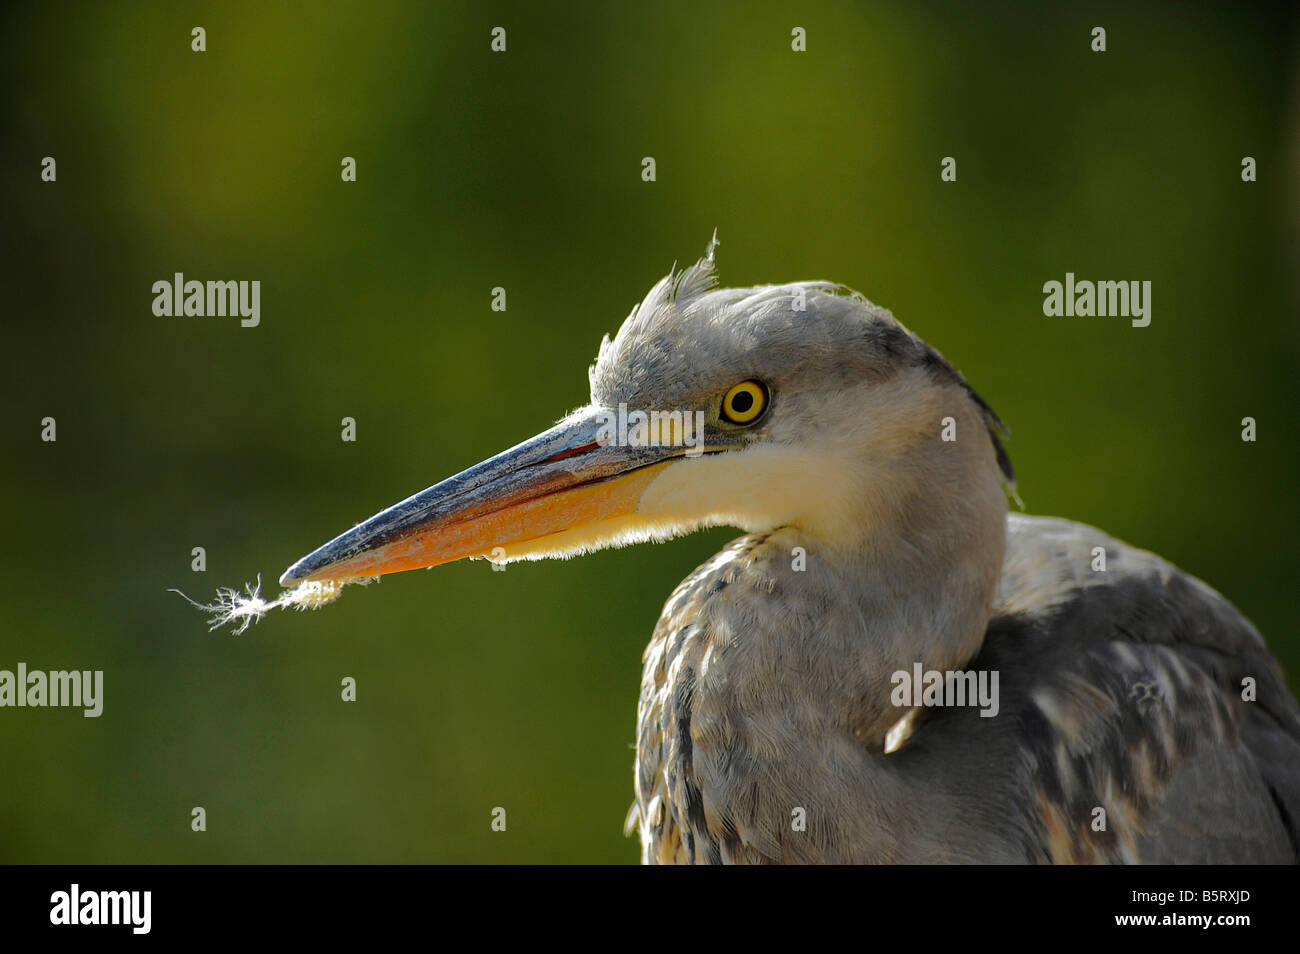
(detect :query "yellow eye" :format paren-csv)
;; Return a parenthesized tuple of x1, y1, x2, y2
(721, 380, 768, 425)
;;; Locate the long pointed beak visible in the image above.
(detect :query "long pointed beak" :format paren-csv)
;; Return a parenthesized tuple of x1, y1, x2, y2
(279, 407, 704, 586)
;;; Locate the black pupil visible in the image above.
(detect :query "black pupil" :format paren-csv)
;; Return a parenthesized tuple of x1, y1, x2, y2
(731, 390, 754, 414)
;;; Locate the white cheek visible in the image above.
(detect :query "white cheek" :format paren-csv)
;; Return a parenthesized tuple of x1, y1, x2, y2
(636, 443, 866, 538)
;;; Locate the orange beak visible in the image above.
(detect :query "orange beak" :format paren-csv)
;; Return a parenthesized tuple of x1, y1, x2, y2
(279, 407, 707, 586)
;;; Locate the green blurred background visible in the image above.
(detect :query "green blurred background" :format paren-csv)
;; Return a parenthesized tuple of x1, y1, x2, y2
(2, 1, 1296, 863)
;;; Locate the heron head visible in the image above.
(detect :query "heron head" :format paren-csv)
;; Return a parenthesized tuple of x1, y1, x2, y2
(280, 239, 1012, 586)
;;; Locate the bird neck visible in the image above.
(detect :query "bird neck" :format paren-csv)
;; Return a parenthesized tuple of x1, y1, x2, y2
(782, 401, 1009, 742)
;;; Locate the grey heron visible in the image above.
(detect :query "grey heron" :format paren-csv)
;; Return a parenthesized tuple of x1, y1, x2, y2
(279, 240, 1300, 864)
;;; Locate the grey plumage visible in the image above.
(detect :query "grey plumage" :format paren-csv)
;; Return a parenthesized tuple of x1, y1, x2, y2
(607, 245, 1298, 864)
(630, 515, 1299, 863)
(283, 238, 1300, 864)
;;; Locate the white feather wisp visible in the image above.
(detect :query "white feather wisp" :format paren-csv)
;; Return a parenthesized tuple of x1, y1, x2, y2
(172, 575, 363, 634)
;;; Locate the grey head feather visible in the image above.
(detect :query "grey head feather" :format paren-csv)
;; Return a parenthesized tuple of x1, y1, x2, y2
(588, 236, 1015, 485)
